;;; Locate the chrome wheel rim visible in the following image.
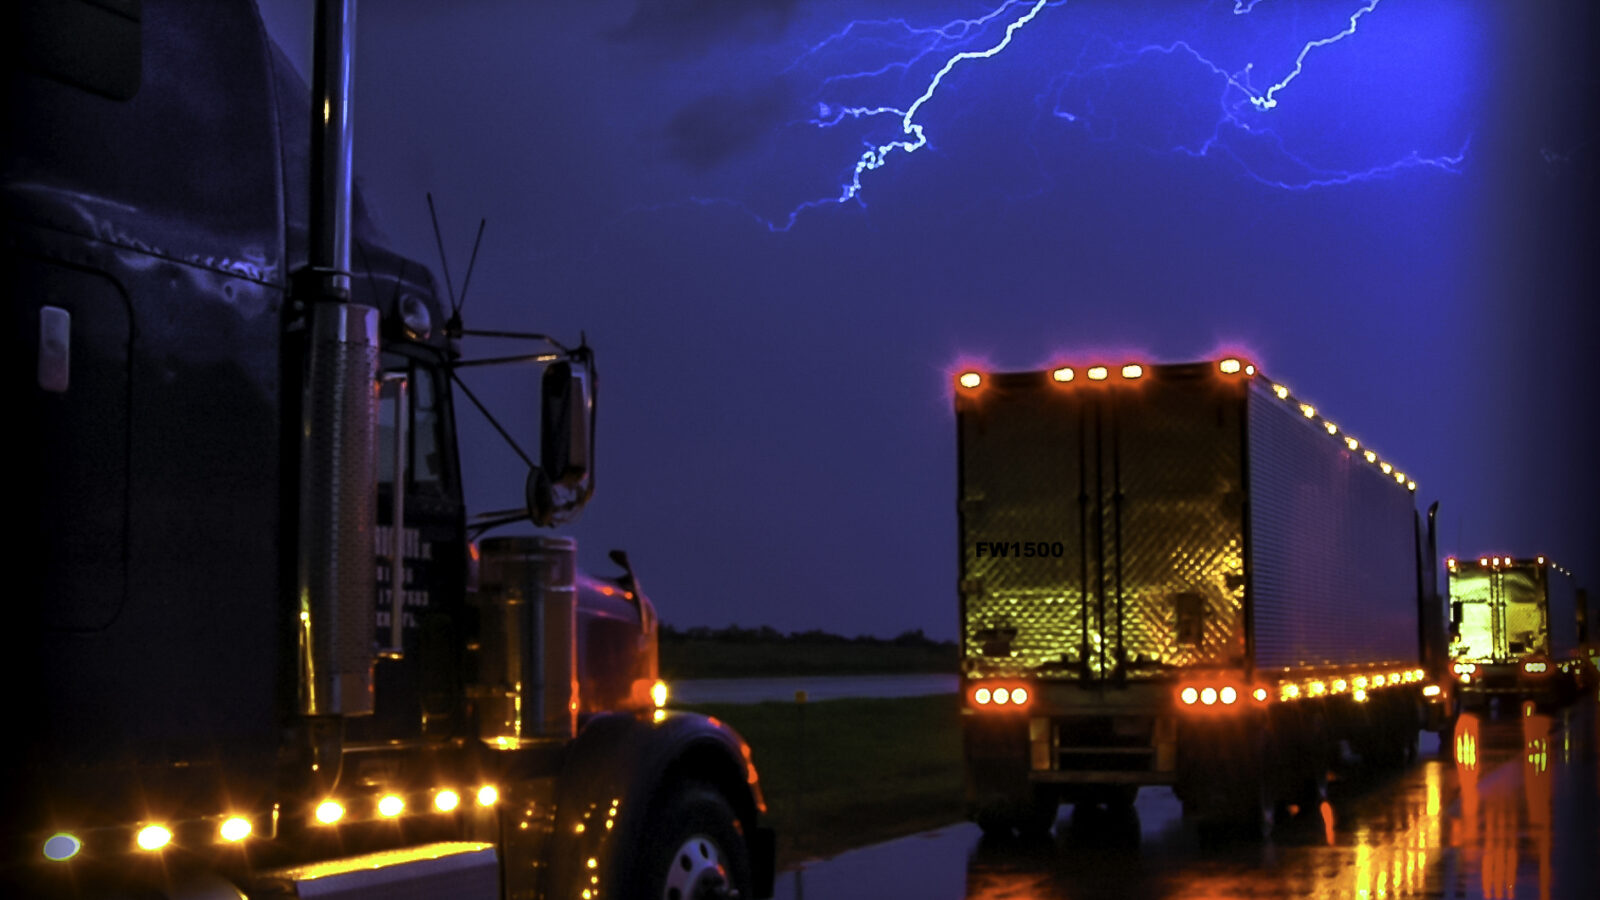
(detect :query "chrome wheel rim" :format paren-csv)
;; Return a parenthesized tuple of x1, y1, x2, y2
(662, 834, 733, 900)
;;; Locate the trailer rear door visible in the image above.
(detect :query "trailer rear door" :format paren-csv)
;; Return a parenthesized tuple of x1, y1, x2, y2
(956, 366, 1246, 682)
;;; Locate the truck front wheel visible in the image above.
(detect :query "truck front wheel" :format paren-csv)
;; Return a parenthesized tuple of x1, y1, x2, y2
(632, 781, 752, 900)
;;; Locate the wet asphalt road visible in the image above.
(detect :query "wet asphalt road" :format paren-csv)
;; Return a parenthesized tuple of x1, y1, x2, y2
(776, 692, 1600, 900)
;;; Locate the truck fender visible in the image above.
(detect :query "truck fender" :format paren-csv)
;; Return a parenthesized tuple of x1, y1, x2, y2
(543, 710, 772, 900)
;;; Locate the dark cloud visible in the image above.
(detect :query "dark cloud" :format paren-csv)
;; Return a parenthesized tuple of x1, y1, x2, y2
(663, 81, 791, 170)
(613, 0, 801, 52)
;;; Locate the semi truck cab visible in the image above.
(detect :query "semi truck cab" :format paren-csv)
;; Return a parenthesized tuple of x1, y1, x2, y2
(7, 2, 773, 897)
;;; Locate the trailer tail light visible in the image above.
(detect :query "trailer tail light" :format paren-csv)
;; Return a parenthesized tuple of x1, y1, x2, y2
(958, 371, 983, 390)
(1522, 659, 1549, 675)
(970, 683, 1031, 710)
(1087, 366, 1109, 381)
(135, 825, 172, 852)
(1219, 358, 1242, 374)
(1423, 684, 1442, 697)
(219, 817, 252, 843)
(43, 833, 82, 862)
(1178, 681, 1261, 710)
(651, 680, 669, 708)
(1121, 364, 1143, 380)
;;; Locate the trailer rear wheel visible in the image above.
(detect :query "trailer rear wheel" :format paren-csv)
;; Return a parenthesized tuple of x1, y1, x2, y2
(632, 781, 751, 900)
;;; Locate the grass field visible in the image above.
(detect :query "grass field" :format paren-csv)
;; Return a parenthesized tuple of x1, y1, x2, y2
(682, 694, 966, 868)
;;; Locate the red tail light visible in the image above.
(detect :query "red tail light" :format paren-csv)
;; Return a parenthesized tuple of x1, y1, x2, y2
(970, 683, 1032, 710)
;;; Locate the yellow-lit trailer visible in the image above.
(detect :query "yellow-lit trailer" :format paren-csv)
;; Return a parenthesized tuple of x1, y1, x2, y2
(952, 357, 1454, 837)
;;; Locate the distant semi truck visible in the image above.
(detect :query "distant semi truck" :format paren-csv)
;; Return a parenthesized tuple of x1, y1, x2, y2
(1447, 555, 1586, 706)
(952, 358, 1454, 836)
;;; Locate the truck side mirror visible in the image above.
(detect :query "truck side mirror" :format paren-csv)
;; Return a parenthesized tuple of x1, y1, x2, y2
(541, 359, 592, 488)
(526, 358, 593, 527)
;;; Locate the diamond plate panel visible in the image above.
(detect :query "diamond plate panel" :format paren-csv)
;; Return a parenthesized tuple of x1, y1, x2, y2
(959, 381, 1084, 677)
(1104, 376, 1244, 675)
(1501, 566, 1548, 656)
(1449, 567, 1498, 660)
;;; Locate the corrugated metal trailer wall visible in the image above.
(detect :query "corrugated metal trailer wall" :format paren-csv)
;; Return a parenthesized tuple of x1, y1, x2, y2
(1244, 378, 1419, 671)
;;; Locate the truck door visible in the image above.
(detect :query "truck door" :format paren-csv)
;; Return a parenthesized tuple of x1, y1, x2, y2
(19, 260, 133, 633)
(355, 350, 467, 741)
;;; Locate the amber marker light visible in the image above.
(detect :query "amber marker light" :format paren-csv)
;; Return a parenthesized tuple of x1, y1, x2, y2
(1272, 384, 1289, 399)
(1300, 403, 1316, 418)
(315, 800, 345, 825)
(1219, 358, 1242, 374)
(477, 786, 499, 808)
(1087, 366, 1109, 381)
(1364, 450, 1377, 463)
(219, 817, 252, 843)
(43, 834, 82, 862)
(1121, 364, 1143, 379)
(651, 680, 669, 709)
(136, 825, 172, 852)
(434, 790, 461, 813)
(1324, 422, 1338, 434)
(1423, 684, 1442, 697)
(958, 371, 982, 390)
(1051, 367, 1074, 383)
(1345, 437, 1359, 451)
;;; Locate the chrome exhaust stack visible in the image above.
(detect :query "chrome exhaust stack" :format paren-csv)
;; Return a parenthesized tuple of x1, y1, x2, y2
(296, 0, 376, 717)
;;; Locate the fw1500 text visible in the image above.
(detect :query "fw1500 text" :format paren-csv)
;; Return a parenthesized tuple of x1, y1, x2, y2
(974, 542, 1065, 558)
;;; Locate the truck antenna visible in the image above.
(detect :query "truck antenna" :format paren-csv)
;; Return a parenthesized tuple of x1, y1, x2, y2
(426, 192, 487, 334)
(455, 217, 487, 317)
(426, 191, 459, 312)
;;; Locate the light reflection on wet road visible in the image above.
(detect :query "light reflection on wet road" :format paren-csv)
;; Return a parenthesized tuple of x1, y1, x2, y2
(776, 694, 1599, 900)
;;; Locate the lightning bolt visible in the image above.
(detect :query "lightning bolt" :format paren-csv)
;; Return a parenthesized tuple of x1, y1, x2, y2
(705, 0, 1470, 231)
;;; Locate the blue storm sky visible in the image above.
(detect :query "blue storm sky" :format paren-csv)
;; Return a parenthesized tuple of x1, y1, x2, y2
(260, 0, 1597, 639)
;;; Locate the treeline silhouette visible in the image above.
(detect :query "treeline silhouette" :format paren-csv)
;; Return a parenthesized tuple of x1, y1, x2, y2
(659, 625, 958, 677)
(660, 623, 954, 649)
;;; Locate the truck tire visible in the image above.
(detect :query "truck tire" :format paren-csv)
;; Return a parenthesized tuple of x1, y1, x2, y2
(630, 780, 751, 900)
